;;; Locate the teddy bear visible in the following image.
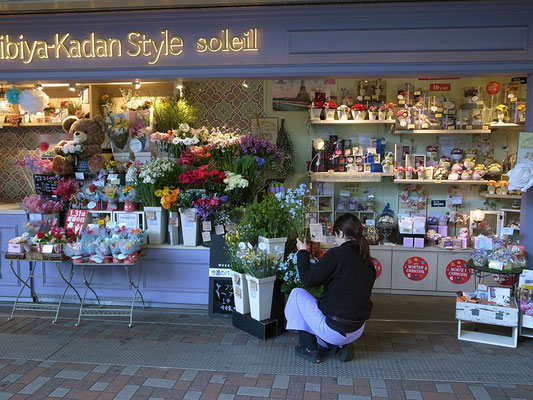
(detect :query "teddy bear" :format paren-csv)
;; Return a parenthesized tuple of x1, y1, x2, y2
(52, 115, 107, 175)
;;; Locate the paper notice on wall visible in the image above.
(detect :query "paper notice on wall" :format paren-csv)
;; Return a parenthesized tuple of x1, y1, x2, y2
(309, 223, 325, 242)
(359, 134, 373, 148)
(439, 136, 455, 156)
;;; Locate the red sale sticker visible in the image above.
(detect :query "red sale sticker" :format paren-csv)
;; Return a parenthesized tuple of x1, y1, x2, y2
(445, 259, 471, 284)
(372, 258, 382, 279)
(403, 257, 428, 281)
(494, 274, 513, 286)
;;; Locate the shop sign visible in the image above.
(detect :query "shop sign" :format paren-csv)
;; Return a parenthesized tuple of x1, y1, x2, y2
(429, 83, 451, 91)
(64, 209, 88, 235)
(0, 28, 258, 66)
(371, 257, 382, 279)
(403, 256, 428, 281)
(493, 274, 513, 286)
(445, 259, 471, 285)
(486, 81, 500, 95)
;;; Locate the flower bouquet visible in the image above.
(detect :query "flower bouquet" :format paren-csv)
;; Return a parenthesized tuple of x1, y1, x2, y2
(323, 100, 336, 120)
(63, 241, 85, 263)
(120, 185, 139, 212)
(155, 186, 180, 211)
(82, 183, 102, 210)
(179, 165, 226, 195)
(194, 194, 229, 225)
(277, 252, 321, 297)
(17, 154, 54, 174)
(101, 184, 120, 211)
(496, 104, 508, 124)
(132, 158, 181, 207)
(224, 172, 249, 207)
(32, 231, 51, 252)
(118, 235, 143, 264)
(351, 104, 367, 120)
(129, 109, 152, 151)
(385, 103, 397, 120)
(106, 113, 130, 151)
(487, 180, 497, 194)
(368, 105, 378, 120)
(308, 100, 324, 120)
(21, 195, 64, 215)
(378, 105, 387, 120)
(277, 184, 309, 240)
(53, 177, 79, 202)
(90, 238, 112, 263)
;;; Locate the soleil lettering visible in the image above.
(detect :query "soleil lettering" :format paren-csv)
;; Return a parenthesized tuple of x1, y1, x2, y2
(0, 28, 258, 65)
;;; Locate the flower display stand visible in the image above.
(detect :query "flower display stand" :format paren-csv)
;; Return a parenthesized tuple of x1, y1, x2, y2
(456, 298, 519, 348)
(519, 313, 533, 338)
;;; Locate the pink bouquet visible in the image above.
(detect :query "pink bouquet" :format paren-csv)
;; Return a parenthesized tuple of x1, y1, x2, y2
(16, 154, 54, 174)
(21, 195, 64, 214)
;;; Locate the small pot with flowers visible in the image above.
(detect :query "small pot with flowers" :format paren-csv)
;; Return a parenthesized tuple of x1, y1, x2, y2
(417, 166, 427, 180)
(351, 104, 367, 120)
(368, 105, 378, 121)
(323, 100, 337, 120)
(120, 185, 138, 212)
(395, 165, 405, 179)
(487, 180, 497, 194)
(308, 99, 324, 120)
(385, 103, 397, 120)
(83, 183, 102, 211)
(378, 105, 387, 120)
(405, 165, 414, 180)
(49, 226, 76, 254)
(101, 184, 120, 211)
(496, 104, 508, 124)
(336, 104, 350, 121)
(32, 231, 51, 253)
(499, 180, 509, 195)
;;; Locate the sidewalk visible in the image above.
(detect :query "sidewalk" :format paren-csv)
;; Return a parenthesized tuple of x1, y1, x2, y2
(0, 294, 532, 400)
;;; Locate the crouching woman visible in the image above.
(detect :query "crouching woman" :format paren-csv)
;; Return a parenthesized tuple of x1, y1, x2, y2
(285, 213, 376, 363)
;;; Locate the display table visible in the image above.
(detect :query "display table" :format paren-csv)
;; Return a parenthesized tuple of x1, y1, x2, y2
(467, 260, 525, 295)
(519, 313, 533, 338)
(456, 298, 519, 348)
(75, 254, 146, 327)
(4, 252, 81, 323)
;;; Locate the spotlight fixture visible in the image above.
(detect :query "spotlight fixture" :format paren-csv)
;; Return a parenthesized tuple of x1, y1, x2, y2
(312, 138, 325, 151)
(242, 81, 249, 88)
(133, 80, 141, 90)
(68, 83, 76, 92)
(35, 83, 43, 91)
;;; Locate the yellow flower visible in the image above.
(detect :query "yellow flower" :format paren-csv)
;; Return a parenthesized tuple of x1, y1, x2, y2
(154, 189, 163, 197)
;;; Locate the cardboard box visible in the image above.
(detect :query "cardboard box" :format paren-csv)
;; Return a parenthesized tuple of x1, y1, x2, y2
(7, 243, 26, 253)
(437, 226, 448, 236)
(414, 237, 425, 248)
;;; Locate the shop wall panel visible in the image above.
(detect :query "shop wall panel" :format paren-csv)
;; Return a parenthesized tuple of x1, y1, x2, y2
(0, 1, 533, 79)
(436, 252, 475, 293)
(391, 250, 437, 291)
(0, 214, 31, 300)
(30, 248, 209, 306)
(371, 248, 392, 290)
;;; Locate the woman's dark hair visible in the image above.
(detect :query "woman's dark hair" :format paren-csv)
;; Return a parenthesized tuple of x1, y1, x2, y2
(333, 213, 371, 263)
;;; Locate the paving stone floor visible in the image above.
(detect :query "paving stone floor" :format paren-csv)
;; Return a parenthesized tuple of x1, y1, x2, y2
(0, 297, 532, 400)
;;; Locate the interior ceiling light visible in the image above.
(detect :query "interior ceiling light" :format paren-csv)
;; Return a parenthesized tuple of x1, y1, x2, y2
(68, 83, 76, 92)
(133, 80, 141, 90)
(34, 83, 43, 91)
(242, 81, 249, 88)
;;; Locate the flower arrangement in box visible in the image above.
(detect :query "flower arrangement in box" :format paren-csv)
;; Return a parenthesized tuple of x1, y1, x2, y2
(434, 167, 449, 180)
(155, 186, 180, 211)
(351, 104, 367, 120)
(22, 195, 64, 214)
(416, 166, 427, 180)
(32, 231, 51, 251)
(323, 100, 336, 120)
(130, 158, 181, 207)
(120, 185, 139, 212)
(224, 172, 249, 207)
(53, 177, 79, 202)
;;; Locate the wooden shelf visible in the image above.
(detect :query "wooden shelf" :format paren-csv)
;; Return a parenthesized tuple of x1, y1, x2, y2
(310, 119, 395, 125)
(480, 191, 522, 200)
(393, 179, 488, 185)
(20, 122, 62, 127)
(500, 208, 521, 213)
(490, 123, 520, 128)
(309, 172, 387, 183)
(394, 129, 490, 135)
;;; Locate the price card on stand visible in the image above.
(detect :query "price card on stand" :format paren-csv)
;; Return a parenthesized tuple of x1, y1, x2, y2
(203, 220, 213, 231)
(168, 217, 179, 227)
(145, 210, 156, 220)
(64, 209, 89, 235)
(116, 212, 139, 229)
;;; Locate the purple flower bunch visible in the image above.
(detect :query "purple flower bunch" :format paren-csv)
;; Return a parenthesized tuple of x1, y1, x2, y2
(17, 154, 54, 174)
(194, 195, 228, 221)
(239, 135, 281, 164)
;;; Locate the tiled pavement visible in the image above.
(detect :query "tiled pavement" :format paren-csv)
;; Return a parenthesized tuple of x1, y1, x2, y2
(1, 302, 533, 399)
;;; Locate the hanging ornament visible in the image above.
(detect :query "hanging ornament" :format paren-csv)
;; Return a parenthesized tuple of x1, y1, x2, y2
(18, 89, 49, 114)
(6, 86, 21, 105)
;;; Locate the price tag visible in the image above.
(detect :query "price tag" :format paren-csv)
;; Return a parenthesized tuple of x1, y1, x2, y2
(185, 209, 196, 221)
(399, 100, 405, 105)
(483, 125, 489, 130)
(108, 174, 119, 180)
(508, 93, 515, 99)
(111, 178, 121, 185)
(145, 210, 156, 220)
(372, 95, 378, 100)
(435, 179, 442, 184)
(488, 260, 504, 271)
(366, 219, 375, 227)
(75, 172, 85, 180)
(408, 124, 415, 129)
(225, 222, 237, 232)
(42, 244, 54, 254)
(511, 97, 518, 102)
(129, 138, 143, 153)
(466, 125, 473, 130)
(447, 126, 455, 131)
(430, 106, 438, 112)
(398, 94, 404, 100)
(168, 217, 179, 227)
(421, 124, 429, 129)
(414, 91, 421, 96)
(29, 213, 43, 222)
(202, 231, 211, 242)
(501, 227, 515, 235)
(87, 201, 97, 210)
(449, 110, 456, 115)
(477, 100, 484, 106)
(364, 96, 371, 100)
(435, 113, 442, 118)
(202, 220, 212, 231)
(215, 224, 225, 235)
(471, 96, 479, 102)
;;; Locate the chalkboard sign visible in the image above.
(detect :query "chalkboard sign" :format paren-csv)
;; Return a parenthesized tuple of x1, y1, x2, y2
(73, 157, 91, 173)
(208, 234, 234, 317)
(431, 200, 446, 207)
(33, 174, 59, 195)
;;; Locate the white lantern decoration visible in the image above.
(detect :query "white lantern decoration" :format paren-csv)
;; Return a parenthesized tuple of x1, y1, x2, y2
(18, 89, 49, 115)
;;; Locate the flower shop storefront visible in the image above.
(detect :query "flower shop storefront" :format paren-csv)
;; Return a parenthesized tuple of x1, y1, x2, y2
(1, 0, 533, 315)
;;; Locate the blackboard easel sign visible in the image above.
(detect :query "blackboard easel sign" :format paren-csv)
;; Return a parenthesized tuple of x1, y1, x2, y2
(33, 174, 59, 195)
(208, 234, 234, 317)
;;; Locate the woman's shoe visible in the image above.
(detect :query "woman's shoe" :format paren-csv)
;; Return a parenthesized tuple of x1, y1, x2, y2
(295, 345, 321, 363)
(335, 343, 354, 362)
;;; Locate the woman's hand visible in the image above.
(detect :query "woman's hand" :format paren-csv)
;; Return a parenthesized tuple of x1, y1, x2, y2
(296, 238, 307, 251)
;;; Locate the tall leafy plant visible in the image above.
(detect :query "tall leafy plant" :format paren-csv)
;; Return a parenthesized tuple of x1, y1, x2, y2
(153, 92, 199, 132)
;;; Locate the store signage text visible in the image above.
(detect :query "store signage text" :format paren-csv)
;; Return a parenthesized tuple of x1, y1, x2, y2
(429, 83, 451, 91)
(0, 28, 258, 65)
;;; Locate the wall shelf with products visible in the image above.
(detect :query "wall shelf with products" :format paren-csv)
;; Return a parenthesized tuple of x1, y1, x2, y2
(394, 129, 491, 135)
(309, 172, 392, 183)
(480, 191, 522, 200)
(393, 179, 489, 185)
(310, 120, 395, 125)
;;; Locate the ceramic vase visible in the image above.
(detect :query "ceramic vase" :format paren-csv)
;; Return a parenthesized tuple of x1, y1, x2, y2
(378, 111, 386, 120)
(368, 111, 377, 120)
(337, 110, 348, 120)
(246, 274, 276, 321)
(309, 108, 322, 120)
(351, 110, 366, 120)
(325, 109, 335, 120)
(145, 206, 168, 245)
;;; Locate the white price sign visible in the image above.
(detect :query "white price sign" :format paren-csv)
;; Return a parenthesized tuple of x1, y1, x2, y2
(208, 268, 233, 278)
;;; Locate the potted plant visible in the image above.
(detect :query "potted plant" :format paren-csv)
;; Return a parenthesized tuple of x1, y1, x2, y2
(323, 100, 337, 120)
(155, 186, 181, 245)
(277, 251, 322, 298)
(385, 102, 397, 120)
(351, 104, 367, 120)
(226, 230, 250, 314)
(378, 105, 386, 120)
(176, 189, 204, 246)
(368, 105, 378, 120)
(496, 104, 508, 124)
(128, 158, 181, 244)
(336, 104, 350, 120)
(308, 100, 323, 120)
(241, 242, 278, 321)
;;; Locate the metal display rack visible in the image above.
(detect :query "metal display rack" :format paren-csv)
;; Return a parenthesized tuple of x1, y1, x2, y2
(4, 252, 81, 323)
(75, 254, 146, 327)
